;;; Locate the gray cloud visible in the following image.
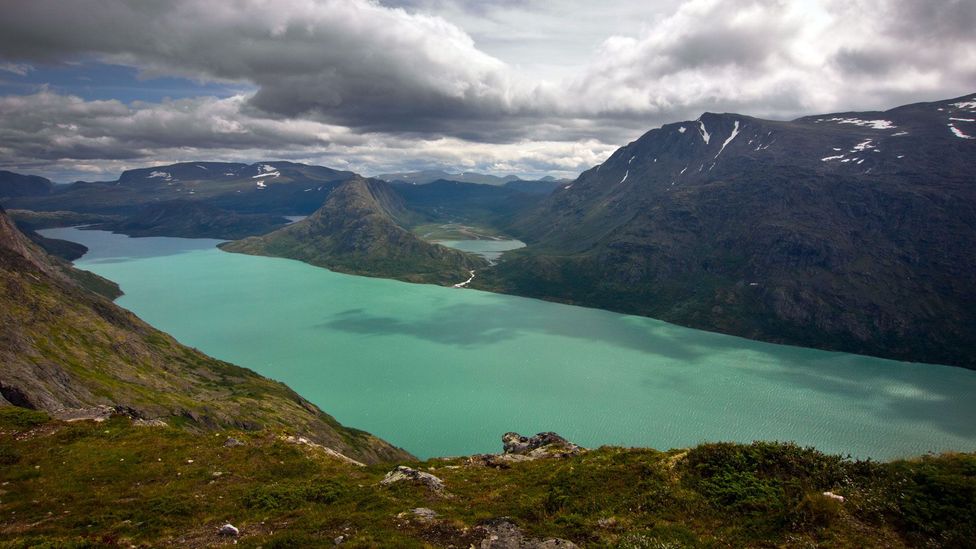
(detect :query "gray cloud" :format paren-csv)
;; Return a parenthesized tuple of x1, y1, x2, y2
(0, 0, 974, 178)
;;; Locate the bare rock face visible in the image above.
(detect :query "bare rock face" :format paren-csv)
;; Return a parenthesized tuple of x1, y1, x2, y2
(380, 465, 445, 492)
(477, 518, 578, 549)
(502, 432, 582, 458)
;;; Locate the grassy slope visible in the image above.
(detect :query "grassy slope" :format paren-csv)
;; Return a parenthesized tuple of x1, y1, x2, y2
(222, 178, 486, 286)
(1, 409, 973, 548)
(0, 208, 410, 465)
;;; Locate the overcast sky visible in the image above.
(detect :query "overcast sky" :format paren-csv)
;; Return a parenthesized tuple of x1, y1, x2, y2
(0, 0, 974, 182)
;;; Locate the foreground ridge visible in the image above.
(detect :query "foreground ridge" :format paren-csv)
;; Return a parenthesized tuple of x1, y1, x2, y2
(0, 206, 411, 464)
(1, 414, 972, 547)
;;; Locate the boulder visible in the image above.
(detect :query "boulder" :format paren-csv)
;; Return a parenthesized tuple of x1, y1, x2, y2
(380, 465, 445, 492)
(218, 523, 239, 536)
(501, 432, 582, 458)
(223, 437, 245, 447)
(477, 518, 578, 549)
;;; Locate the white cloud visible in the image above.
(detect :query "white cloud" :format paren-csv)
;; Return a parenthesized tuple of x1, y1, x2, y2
(0, 62, 32, 76)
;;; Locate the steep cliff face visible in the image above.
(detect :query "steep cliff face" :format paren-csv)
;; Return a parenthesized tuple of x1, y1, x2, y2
(480, 94, 976, 367)
(222, 177, 487, 285)
(0, 206, 411, 464)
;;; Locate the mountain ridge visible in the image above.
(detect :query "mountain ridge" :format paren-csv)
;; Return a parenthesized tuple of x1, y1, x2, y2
(0, 205, 411, 464)
(221, 177, 488, 285)
(477, 93, 976, 367)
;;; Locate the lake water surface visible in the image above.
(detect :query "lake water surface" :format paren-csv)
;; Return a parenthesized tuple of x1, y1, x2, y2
(43, 227, 976, 460)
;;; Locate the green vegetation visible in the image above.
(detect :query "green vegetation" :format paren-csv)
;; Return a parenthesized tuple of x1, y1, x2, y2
(412, 222, 510, 241)
(1, 411, 972, 547)
(222, 178, 486, 286)
(0, 207, 409, 465)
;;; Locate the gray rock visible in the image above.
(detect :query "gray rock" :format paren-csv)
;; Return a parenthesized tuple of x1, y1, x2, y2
(478, 518, 578, 549)
(501, 432, 582, 458)
(218, 523, 239, 536)
(409, 507, 439, 521)
(223, 437, 245, 447)
(380, 465, 445, 492)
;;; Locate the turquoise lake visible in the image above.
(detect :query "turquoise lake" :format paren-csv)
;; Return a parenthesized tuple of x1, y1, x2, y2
(42, 227, 976, 460)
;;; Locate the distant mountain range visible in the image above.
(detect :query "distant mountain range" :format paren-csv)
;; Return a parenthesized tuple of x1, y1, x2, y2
(477, 93, 976, 368)
(2, 161, 356, 216)
(374, 169, 570, 187)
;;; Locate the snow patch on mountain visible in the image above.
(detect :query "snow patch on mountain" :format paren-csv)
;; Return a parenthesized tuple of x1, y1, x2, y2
(714, 121, 740, 159)
(697, 121, 710, 144)
(619, 170, 629, 184)
(252, 163, 281, 179)
(148, 171, 173, 181)
(818, 118, 896, 129)
(678, 126, 687, 134)
(948, 124, 974, 139)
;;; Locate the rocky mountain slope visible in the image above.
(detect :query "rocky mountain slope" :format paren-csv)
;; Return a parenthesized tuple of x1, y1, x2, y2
(478, 93, 976, 367)
(0, 206, 410, 464)
(222, 177, 487, 285)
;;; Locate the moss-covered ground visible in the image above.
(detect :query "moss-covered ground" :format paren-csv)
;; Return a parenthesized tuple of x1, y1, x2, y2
(1, 408, 973, 548)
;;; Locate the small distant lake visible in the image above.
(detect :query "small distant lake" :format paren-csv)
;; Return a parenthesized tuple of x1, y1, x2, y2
(42, 227, 976, 460)
(436, 239, 526, 262)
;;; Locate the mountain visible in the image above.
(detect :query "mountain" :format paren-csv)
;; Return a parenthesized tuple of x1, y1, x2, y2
(221, 177, 487, 285)
(0, 170, 54, 197)
(503, 178, 566, 195)
(478, 93, 976, 368)
(89, 199, 290, 239)
(375, 169, 523, 186)
(395, 179, 545, 228)
(0, 206, 410, 464)
(2, 161, 357, 216)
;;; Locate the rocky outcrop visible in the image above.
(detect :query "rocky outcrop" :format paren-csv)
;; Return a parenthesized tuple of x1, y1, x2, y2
(380, 465, 446, 492)
(476, 518, 578, 549)
(502, 432, 582, 457)
(470, 432, 584, 468)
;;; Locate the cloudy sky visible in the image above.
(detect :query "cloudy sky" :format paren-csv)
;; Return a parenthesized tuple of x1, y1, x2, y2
(0, 0, 974, 182)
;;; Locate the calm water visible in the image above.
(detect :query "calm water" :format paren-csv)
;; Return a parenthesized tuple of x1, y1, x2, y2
(437, 239, 526, 262)
(44, 227, 976, 460)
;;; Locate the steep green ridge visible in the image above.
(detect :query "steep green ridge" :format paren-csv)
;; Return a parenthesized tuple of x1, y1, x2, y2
(1, 410, 972, 547)
(478, 94, 976, 368)
(221, 177, 487, 285)
(89, 199, 290, 239)
(0, 207, 411, 464)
